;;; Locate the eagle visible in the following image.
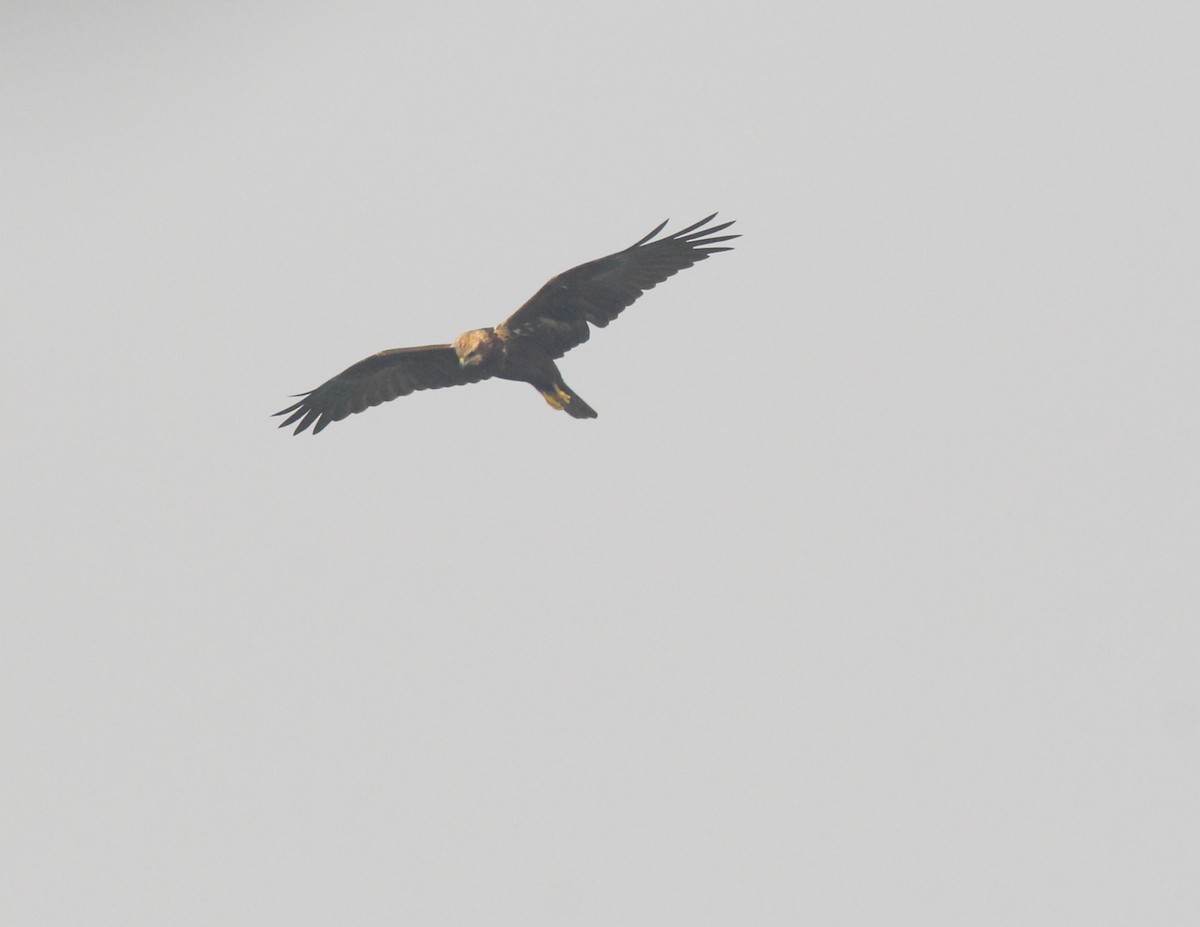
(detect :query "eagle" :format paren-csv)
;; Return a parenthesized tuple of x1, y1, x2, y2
(275, 214, 737, 434)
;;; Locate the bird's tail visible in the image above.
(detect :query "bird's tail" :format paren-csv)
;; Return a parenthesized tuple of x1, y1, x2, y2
(539, 381, 598, 419)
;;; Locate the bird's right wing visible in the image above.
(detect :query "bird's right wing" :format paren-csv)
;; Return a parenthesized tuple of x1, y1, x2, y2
(500, 214, 737, 359)
(274, 344, 491, 434)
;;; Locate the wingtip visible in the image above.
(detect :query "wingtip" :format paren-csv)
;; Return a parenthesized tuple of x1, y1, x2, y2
(632, 218, 670, 247)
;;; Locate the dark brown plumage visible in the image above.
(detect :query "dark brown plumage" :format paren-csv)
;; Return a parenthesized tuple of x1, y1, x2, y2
(275, 214, 737, 434)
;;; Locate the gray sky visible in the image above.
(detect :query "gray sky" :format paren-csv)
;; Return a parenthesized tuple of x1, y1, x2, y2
(3, 2, 1198, 924)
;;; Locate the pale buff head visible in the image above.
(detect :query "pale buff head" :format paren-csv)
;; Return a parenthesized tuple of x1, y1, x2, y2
(453, 328, 502, 366)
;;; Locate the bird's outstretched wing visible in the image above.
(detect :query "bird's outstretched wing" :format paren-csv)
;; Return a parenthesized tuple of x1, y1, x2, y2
(274, 345, 490, 434)
(500, 214, 737, 359)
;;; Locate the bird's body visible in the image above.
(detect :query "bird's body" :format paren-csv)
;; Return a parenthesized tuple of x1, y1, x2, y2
(275, 214, 736, 434)
(453, 326, 598, 419)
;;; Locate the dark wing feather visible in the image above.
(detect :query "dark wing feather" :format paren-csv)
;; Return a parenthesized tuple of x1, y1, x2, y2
(500, 214, 738, 359)
(274, 345, 490, 434)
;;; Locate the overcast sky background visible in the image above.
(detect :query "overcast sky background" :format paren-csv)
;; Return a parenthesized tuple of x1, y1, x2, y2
(3, 2, 1198, 924)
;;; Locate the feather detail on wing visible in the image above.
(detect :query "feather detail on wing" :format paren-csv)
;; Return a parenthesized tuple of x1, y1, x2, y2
(274, 344, 490, 434)
(500, 214, 737, 359)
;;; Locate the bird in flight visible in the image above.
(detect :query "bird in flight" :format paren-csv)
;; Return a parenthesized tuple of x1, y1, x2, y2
(275, 214, 737, 434)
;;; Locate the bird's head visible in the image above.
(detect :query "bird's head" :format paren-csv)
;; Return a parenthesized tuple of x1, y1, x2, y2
(454, 328, 500, 367)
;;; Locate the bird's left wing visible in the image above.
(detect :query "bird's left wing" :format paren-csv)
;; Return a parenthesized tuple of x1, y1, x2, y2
(500, 214, 737, 359)
(274, 344, 490, 434)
